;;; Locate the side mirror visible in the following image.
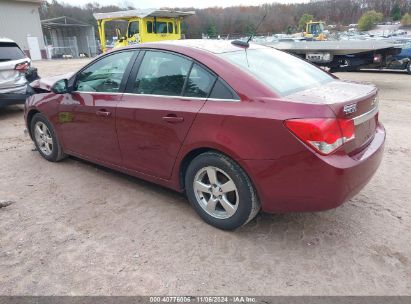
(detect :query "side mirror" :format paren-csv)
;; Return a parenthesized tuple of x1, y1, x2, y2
(52, 79, 69, 94)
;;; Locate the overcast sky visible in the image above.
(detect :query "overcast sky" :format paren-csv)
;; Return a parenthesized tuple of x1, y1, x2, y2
(58, 0, 310, 9)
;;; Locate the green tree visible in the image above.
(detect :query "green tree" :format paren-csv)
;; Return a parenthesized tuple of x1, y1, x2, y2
(401, 13, 411, 26)
(206, 23, 217, 38)
(391, 5, 401, 21)
(358, 10, 384, 31)
(298, 13, 314, 31)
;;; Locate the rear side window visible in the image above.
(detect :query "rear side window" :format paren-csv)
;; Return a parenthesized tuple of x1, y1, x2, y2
(133, 51, 192, 96)
(184, 64, 216, 98)
(0, 42, 25, 61)
(209, 79, 240, 100)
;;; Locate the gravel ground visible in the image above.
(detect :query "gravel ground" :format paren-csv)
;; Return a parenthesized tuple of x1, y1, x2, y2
(0, 59, 410, 295)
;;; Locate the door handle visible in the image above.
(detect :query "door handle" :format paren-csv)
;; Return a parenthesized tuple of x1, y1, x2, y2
(162, 115, 184, 123)
(96, 109, 111, 117)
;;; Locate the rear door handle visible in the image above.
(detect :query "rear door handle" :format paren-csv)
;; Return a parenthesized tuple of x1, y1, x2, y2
(96, 109, 111, 117)
(162, 115, 184, 123)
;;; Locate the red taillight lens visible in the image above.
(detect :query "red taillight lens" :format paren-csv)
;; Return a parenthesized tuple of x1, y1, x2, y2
(15, 61, 30, 73)
(284, 118, 355, 155)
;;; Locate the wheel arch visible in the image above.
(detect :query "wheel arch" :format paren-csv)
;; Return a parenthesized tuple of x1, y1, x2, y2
(26, 109, 41, 139)
(179, 147, 215, 192)
(178, 146, 257, 195)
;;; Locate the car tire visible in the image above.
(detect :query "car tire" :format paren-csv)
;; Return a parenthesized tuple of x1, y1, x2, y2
(407, 62, 411, 75)
(30, 113, 66, 162)
(185, 152, 260, 230)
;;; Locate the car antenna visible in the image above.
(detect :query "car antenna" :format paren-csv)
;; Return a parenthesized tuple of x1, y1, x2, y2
(247, 11, 267, 43)
(232, 11, 268, 48)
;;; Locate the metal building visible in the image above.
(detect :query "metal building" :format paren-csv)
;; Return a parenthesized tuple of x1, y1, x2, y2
(41, 16, 98, 59)
(0, 0, 46, 59)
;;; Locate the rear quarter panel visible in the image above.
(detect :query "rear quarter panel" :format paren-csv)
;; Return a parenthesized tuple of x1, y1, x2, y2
(171, 97, 337, 192)
(180, 98, 336, 161)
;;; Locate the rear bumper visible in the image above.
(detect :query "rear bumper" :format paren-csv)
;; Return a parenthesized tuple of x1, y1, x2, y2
(244, 123, 386, 213)
(0, 85, 27, 107)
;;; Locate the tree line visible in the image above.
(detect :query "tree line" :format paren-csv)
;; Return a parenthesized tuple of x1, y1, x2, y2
(40, 0, 411, 39)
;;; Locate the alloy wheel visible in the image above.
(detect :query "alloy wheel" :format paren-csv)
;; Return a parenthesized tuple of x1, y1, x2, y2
(193, 166, 239, 219)
(34, 121, 53, 156)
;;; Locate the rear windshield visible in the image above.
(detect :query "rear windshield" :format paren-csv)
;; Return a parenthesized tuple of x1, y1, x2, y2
(0, 42, 25, 62)
(219, 48, 333, 96)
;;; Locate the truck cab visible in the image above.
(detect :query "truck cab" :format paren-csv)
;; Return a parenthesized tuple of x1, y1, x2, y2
(94, 9, 194, 53)
(305, 21, 327, 41)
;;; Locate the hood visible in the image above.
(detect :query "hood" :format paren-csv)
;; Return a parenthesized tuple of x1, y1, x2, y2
(29, 72, 74, 92)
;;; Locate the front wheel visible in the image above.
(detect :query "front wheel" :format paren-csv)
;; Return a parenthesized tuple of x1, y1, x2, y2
(30, 113, 66, 162)
(185, 152, 260, 230)
(407, 62, 411, 75)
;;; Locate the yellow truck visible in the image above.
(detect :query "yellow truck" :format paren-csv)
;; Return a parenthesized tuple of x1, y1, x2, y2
(304, 21, 327, 40)
(93, 9, 195, 53)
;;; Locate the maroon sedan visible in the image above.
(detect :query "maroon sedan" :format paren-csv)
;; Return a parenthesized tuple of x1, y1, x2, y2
(25, 40, 385, 230)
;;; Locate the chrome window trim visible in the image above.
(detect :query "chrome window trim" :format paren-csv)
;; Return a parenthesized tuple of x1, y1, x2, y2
(353, 105, 379, 126)
(207, 97, 240, 102)
(71, 91, 123, 95)
(71, 91, 240, 102)
(122, 92, 207, 101)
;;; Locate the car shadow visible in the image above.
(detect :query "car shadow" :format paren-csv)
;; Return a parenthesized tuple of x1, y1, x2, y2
(67, 154, 348, 240)
(0, 104, 24, 119)
(68, 155, 188, 205)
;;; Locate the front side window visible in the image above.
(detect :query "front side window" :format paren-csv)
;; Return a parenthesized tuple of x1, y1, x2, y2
(128, 21, 139, 38)
(184, 64, 216, 98)
(220, 48, 333, 96)
(133, 51, 191, 96)
(76, 51, 134, 93)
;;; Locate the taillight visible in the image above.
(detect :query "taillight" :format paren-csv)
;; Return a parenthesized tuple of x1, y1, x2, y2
(284, 118, 355, 155)
(15, 61, 30, 73)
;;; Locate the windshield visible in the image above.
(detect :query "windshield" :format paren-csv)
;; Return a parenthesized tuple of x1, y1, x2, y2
(0, 42, 25, 62)
(220, 48, 333, 96)
(309, 23, 324, 35)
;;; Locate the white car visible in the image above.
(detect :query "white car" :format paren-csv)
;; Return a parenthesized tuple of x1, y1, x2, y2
(0, 38, 32, 107)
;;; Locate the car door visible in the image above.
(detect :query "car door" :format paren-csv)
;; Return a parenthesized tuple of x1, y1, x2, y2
(117, 50, 217, 179)
(58, 50, 137, 165)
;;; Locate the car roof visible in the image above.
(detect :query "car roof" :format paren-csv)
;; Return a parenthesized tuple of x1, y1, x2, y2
(137, 39, 266, 54)
(0, 37, 16, 44)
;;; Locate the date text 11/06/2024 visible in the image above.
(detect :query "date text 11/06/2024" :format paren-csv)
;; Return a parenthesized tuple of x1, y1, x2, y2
(149, 296, 257, 303)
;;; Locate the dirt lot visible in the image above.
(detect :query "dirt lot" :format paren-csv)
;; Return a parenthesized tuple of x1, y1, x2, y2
(0, 59, 410, 295)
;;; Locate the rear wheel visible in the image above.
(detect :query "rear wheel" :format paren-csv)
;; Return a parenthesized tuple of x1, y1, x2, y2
(185, 152, 260, 230)
(407, 62, 411, 75)
(30, 113, 66, 162)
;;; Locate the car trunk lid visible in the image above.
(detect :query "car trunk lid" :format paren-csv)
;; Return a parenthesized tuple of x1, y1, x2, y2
(285, 80, 379, 155)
